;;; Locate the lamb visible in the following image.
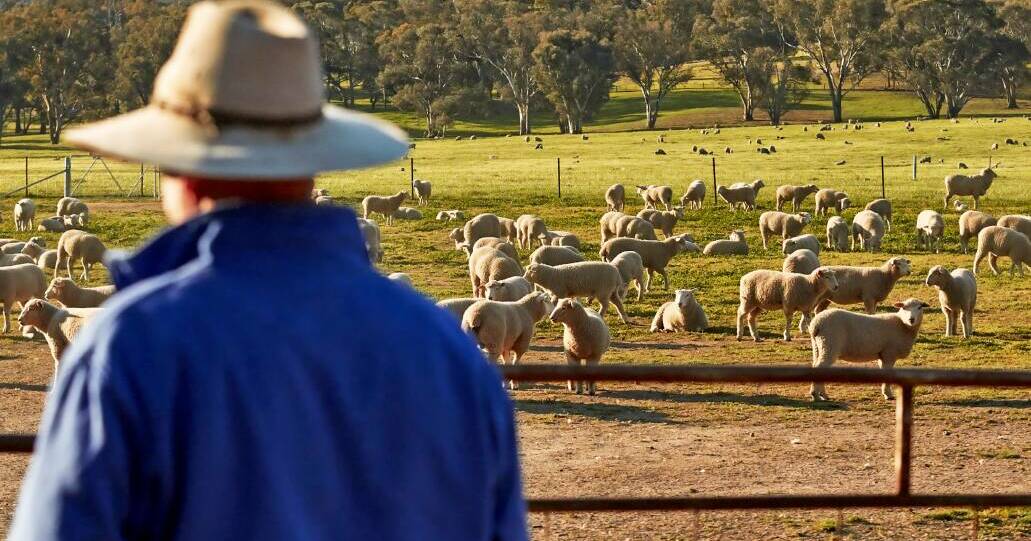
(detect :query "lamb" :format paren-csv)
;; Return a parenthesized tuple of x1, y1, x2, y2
(851, 210, 886, 252)
(484, 276, 534, 302)
(391, 207, 422, 220)
(637, 207, 683, 238)
(737, 267, 839, 342)
(37, 217, 66, 233)
(599, 235, 699, 290)
(56, 197, 89, 220)
(14, 199, 35, 232)
(57, 232, 107, 280)
(436, 297, 479, 321)
(636, 185, 674, 210)
(809, 298, 930, 401)
(782, 249, 821, 275)
(973, 225, 1031, 276)
(650, 289, 707, 333)
(468, 246, 523, 297)
(529, 245, 584, 267)
(815, 257, 912, 314)
(680, 180, 706, 209)
(62, 213, 86, 229)
(461, 292, 554, 389)
(412, 179, 432, 205)
(0, 242, 26, 255)
(605, 184, 625, 211)
(997, 214, 1031, 239)
(775, 184, 820, 212)
(357, 218, 383, 264)
(20, 240, 46, 260)
(469, 237, 519, 261)
(361, 191, 407, 225)
(864, 199, 893, 231)
(958, 211, 997, 254)
(610, 251, 647, 301)
(550, 299, 610, 395)
(915, 209, 945, 253)
(814, 189, 850, 216)
(703, 230, 748, 256)
(826, 216, 850, 252)
(0, 254, 35, 267)
(435, 210, 465, 222)
(541, 230, 581, 250)
(717, 181, 762, 211)
(523, 262, 631, 324)
(44, 277, 116, 308)
(0, 263, 46, 333)
(944, 167, 996, 210)
(782, 234, 820, 255)
(925, 266, 976, 339)
(515, 214, 548, 249)
(758, 211, 812, 250)
(17, 298, 101, 377)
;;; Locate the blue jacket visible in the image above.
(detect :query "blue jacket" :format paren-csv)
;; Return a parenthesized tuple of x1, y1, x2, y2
(8, 204, 527, 541)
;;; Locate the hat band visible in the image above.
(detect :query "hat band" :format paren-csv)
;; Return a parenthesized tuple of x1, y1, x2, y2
(155, 99, 324, 129)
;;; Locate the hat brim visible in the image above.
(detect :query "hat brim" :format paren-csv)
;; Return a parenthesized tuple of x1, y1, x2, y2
(65, 104, 409, 179)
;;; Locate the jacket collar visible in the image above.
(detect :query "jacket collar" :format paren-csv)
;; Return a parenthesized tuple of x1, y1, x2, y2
(107, 204, 368, 290)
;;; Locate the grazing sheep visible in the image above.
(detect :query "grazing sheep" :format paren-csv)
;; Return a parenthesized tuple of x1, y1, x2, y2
(610, 251, 647, 301)
(782, 249, 821, 275)
(515, 214, 548, 249)
(958, 211, 997, 254)
(729, 179, 767, 199)
(0, 254, 35, 267)
(915, 209, 945, 253)
(435, 210, 465, 222)
(468, 246, 523, 298)
(814, 189, 850, 216)
(361, 191, 407, 225)
(523, 262, 631, 324)
(737, 268, 840, 342)
(436, 297, 479, 321)
(599, 235, 699, 290)
(550, 299, 610, 395)
(864, 198, 893, 231)
(924, 266, 976, 339)
(782, 234, 821, 256)
(637, 207, 684, 238)
(973, 225, 1030, 276)
(997, 215, 1031, 239)
(461, 292, 554, 389)
(680, 180, 707, 210)
(391, 207, 422, 220)
(826, 216, 850, 252)
(541, 230, 581, 250)
(462, 213, 505, 248)
(468, 237, 519, 261)
(56, 197, 89, 220)
(605, 184, 625, 211)
(17, 298, 100, 377)
(636, 185, 674, 210)
(851, 210, 886, 252)
(599, 211, 626, 243)
(44, 277, 116, 308)
(759, 211, 812, 250)
(809, 298, 929, 401)
(529, 245, 583, 267)
(944, 168, 996, 210)
(717, 180, 762, 210)
(775, 184, 820, 212)
(57, 233, 107, 281)
(484, 276, 534, 302)
(14, 199, 35, 232)
(703, 230, 748, 256)
(412, 179, 432, 205)
(816, 257, 912, 314)
(497, 217, 518, 242)
(0, 263, 46, 333)
(650, 289, 707, 333)
(614, 215, 658, 240)
(37, 217, 66, 233)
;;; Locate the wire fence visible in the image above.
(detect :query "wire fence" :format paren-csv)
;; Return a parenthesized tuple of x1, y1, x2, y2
(0, 155, 160, 200)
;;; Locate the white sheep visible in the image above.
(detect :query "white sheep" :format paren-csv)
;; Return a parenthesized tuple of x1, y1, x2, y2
(44, 277, 115, 308)
(484, 276, 534, 302)
(18, 298, 101, 378)
(851, 210, 886, 252)
(515, 214, 548, 249)
(313, 195, 335, 207)
(498, 217, 518, 241)
(737, 267, 839, 341)
(775, 184, 819, 212)
(387, 272, 413, 287)
(20, 239, 46, 260)
(310, 188, 329, 200)
(461, 292, 554, 389)
(541, 230, 581, 250)
(782, 234, 821, 255)
(361, 191, 407, 225)
(599, 211, 626, 243)
(614, 215, 658, 240)
(36, 250, 59, 272)
(637, 207, 684, 238)
(816, 257, 912, 314)
(782, 249, 821, 275)
(412, 179, 432, 205)
(610, 251, 647, 301)
(809, 298, 930, 401)
(864, 198, 893, 231)
(925, 266, 976, 339)
(680, 180, 707, 209)
(549, 298, 610, 395)
(703, 230, 748, 256)
(997, 214, 1031, 239)
(14, 199, 35, 232)
(356, 218, 383, 264)
(528, 245, 583, 267)
(523, 262, 631, 324)
(915, 209, 945, 253)
(650, 289, 707, 332)
(636, 185, 673, 210)
(0, 263, 46, 333)
(944, 168, 996, 210)
(62, 213, 86, 229)
(37, 217, 66, 233)
(814, 189, 850, 216)
(826, 216, 850, 252)
(468, 237, 519, 261)
(759, 211, 812, 250)
(435, 210, 466, 222)
(973, 225, 1030, 276)
(462, 213, 505, 248)
(468, 246, 523, 297)
(605, 184, 625, 211)
(718, 179, 764, 210)
(436, 297, 479, 321)
(391, 207, 423, 220)
(56, 197, 89, 221)
(599, 235, 699, 290)
(0, 254, 35, 267)
(729, 179, 766, 199)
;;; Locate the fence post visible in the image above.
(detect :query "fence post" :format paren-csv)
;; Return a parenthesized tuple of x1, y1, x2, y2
(24, 157, 29, 197)
(912, 155, 917, 181)
(409, 157, 415, 198)
(63, 157, 72, 197)
(139, 164, 145, 198)
(880, 156, 886, 200)
(894, 385, 913, 496)
(711, 157, 717, 206)
(556, 157, 561, 199)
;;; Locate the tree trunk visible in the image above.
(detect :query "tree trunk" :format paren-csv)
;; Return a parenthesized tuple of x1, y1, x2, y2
(645, 96, 660, 130)
(829, 90, 843, 123)
(48, 110, 62, 144)
(13, 107, 21, 133)
(1002, 77, 1019, 109)
(517, 102, 531, 135)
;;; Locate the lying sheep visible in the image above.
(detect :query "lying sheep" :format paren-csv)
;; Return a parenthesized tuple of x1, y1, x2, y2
(782, 249, 821, 275)
(650, 289, 707, 333)
(637, 207, 683, 238)
(605, 184, 625, 212)
(62, 213, 87, 229)
(56, 197, 89, 220)
(18, 298, 101, 377)
(810, 298, 930, 401)
(523, 262, 630, 324)
(14, 199, 35, 232)
(484, 276, 534, 302)
(461, 292, 554, 389)
(541, 230, 581, 250)
(759, 211, 812, 250)
(0, 242, 26, 255)
(20, 240, 46, 260)
(44, 277, 115, 308)
(826, 216, 850, 252)
(435, 210, 465, 222)
(703, 230, 748, 256)
(636, 185, 673, 210)
(436, 297, 479, 321)
(550, 299, 610, 395)
(775, 184, 819, 212)
(974, 225, 1030, 276)
(864, 198, 893, 231)
(313, 195, 335, 207)
(816, 257, 912, 314)
(391, 207, 422, 220)
(915, 209, 945, 253)
(58, 233, 107, 281)
(925, 266, 976, 339)
(851, 210, 886, 252)
(469, 237, 519, 261)
(997, 214, 1031, 239)
(0, 254, 35, 267)
(0, 263, 46, 333)
(958, 211, 997, 254)
(515, 214, 548, 249)
(412, 179, 432, 205)
(361, 191, 407, 225)
(680, 180, 706, 209)
(782, 234, 820, 255)
(529, 245, 583, 267)
(814, 189, 850, 216)
(599, 235, 699, 290)
(944, 167, 996, 210)
(357, 218, 383, 264)
(610, 251, 646, 301)
(468, 246, 523, 298)
(737, 267, 839, 341)
(37, 217, 66, 233)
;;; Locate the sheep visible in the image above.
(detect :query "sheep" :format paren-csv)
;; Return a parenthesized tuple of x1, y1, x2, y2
(436, 297, 479, 321)
(484, 276, 534, 302)
(56, 197, 89, 220)
(717, 184, 759, 210)
(356, 218, 383, 264)
(610, 215, 655, 241)
(37, 217, 66, 233)
(541, 230, 581, 250)
(680, 180, 706, 209)
(18, 298, 101, 377)
(864, 198, 893, 231)
(599, 211, 626, 243)
(387, 272, 413, 287)
(851, 210, 886, 252)
(703, 230, 749, 256)
(14, 199, 35, 232)
(915, 209, 945, 253)
(435, 210, 465, 222)
(310, 188, 329, 200)
(782, 234, 820, 256)
(636, 185, 674, 210)
(57, 232, 107, 280)
(20, 240, 46, 260)
(515, 214, 548, 249)
(599, 235, 699, 291)
(610, 251, 647, 301)
(523, 262, 630, 324)
(549, 299, 611, 395)
(997, 214, 1031, 240)
(782, 249, 821, 275)
(650, 289, 707, 333)
(925, 266, 976, 339)
(361, 191, 407, 225)
(412, 179, 432, 205)
(737, 267, 840, 342)
(973, 225, 1031, 276)
(809, 298, 930, 401)
(0, 263, 46, 333)
(775, 184, 820, 212)
(461, 292, 554, 389)
(497, 217, 518, 241)
(529, 245, 583, 267)
(0, 254, 35, 267)
(605, 184, 625, 211)
(389, 207, 421, 221)
(954, 200, 967, 212)
(313, 195, 335, 207)
(44, 277, 116, 308)
(958, 211, 997, 254)
(815, 257, 912, 314)
(637, 207, 684, 238)
(826, 216, 850, 252)
(729, 179, 767, 199)
(467, 237, 519, 261)
(462, 213, 505, 248)
(814, 189, 850, 216)
(944, 168, 996, 209)
(468, 246, 523, 298)
(62, 213, 86, 229)
(758, 211, 812, 250)
(0, 242, 26, 255)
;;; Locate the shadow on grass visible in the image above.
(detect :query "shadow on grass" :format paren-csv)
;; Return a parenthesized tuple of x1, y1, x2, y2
(514, 398, 674, 424)
(0, 382, 48, 392)
(943, 398, 1031, 409)
(602, 389, 847, 410)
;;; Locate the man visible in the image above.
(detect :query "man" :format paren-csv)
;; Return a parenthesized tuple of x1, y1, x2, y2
(8, 2, 526, 540)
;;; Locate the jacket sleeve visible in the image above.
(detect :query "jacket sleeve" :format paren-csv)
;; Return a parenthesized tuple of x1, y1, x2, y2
(488, 378, 529, 541)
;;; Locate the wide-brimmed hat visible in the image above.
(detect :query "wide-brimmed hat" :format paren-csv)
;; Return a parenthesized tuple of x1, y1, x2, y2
(66, 0, 408, 180)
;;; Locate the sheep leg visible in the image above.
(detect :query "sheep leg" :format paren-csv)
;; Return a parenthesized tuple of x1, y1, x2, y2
(65, 256, 74, 279)
(659, 270, 669, 290)
(597, 296, 609, 317)
(962, 309, 973, 338)
(863, 298, 877, 315)
(973, 195, 980, 210)
(586, 357, 599, 395)
(798, 311, 813, 336)
(973, 249, 986, 274)
(988, 254, 1000, 275)
(782, 309, 793, 341)
(942, 307, 955, 337)
(746, 310, 761, 342)
(943, 193, 952, 209)
(761, 230, 769, 251)
(566, 353, 580, 393)
(878, 358, 896, 400)
(1, 303, 7, 334)
(508, 350, 521, 390)
(809, 338, 832, 401)
(735, 304, 747, 340)
(609, 293, 631, 325)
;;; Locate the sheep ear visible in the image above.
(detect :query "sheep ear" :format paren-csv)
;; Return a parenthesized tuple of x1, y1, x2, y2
(920, 302, 930, 309)
(893, 302, 904, 308)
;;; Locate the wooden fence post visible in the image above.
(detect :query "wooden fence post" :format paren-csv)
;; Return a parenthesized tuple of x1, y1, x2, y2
(556, 157, 561, 199)
(711, 157, 717, 206)
(409, 157, 415, 198)
(24, 157, 28, 197)
(912, 155, 917, 180)
(881, 156, 886, 200)
(63, 157, 72, 197)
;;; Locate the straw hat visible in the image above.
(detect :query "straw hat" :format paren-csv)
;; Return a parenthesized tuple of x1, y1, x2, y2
(66, 0, 408, 180)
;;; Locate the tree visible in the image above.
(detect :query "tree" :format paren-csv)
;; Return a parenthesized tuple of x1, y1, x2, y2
(773, 0, 887, 123)
(533, 29, 614, 134)
(755, 51, 811, 125)
(995, 0, 1031, 108)
(112, 0, 186, 109)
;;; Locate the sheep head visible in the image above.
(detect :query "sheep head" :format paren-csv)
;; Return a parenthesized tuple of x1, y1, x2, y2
(888, 257, 912, 278)
(893, 298, 931, 328)
(44, 278, 72, 301)
(798, 212, 813, 225)
(924, 265, 949, 288)
(813, 267, 839, 292)
(549, 298, 583, 324)
(17, 298, 57, 329)
(730, 230, 746, 242)
(674, 289, 697, 308)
